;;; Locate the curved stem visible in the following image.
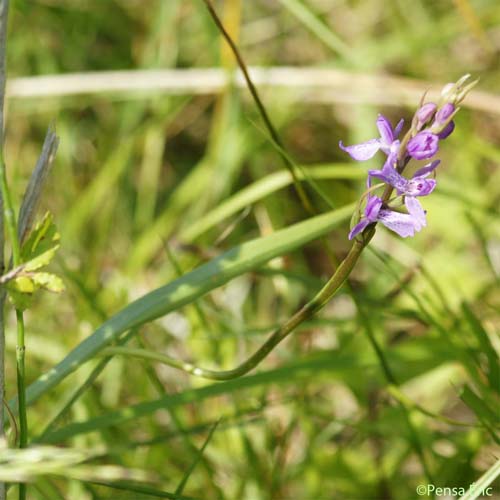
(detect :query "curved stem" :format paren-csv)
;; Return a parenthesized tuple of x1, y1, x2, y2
(101, 233, 373, 380)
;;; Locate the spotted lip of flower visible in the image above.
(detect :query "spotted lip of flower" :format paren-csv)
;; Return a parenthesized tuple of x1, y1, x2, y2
(339, 114, 404, 161)
(348, 194, 424, 240)
(406, 131, 439, 160)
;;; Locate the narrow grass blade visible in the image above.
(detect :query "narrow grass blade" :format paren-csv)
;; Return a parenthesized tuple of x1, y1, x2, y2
(460, 385, 499, 443)
(88, 481, 199, 500)
(458, 458, 500, 500)
(175, 419, 219, 496)
(18, 124, 59, 243)
(179, 164, 361, 242)
(277, 0, 354, 61)
(461, 302, 500, 391)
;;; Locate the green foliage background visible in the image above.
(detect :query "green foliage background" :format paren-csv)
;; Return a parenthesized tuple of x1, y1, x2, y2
(2, 0, 499, 499)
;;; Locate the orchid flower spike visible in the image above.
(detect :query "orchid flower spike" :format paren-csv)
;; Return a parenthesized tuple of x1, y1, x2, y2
(340, 74, 474, 241)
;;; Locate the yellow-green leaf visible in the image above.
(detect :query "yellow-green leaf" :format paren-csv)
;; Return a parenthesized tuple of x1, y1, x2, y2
(21, 211, 60, 271)
(31, 272, 65, 293)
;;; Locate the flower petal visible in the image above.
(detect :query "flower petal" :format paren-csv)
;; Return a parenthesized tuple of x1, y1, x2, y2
(339, 139, 381, 161)
(377, 209, 417, 238)
(438, 121, 455, 139)
(348, 219, 370, 240)
(405, 196, 427, 230)
(406, 178, 436, 197)
(414, 160, 440, 178)
(377, 115, 394, 145)
(365, 195, 383, 221)
(369, 160, 407, 193)
(394, 118, 405, 138)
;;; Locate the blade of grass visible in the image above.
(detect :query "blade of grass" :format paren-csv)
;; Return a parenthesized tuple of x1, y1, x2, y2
(179, 164, 361, 242)
(276, 0, 355, 62)
(133, 333, 224, 499)
(174, 419, 219, 496)
(458, 458, 500, 500)
(460, 385, 499, 443)
(36, 330, 136, 442)
(17, 125, 59, 243)
(88, 481, 199, 500)
(460, 302, 500, 392)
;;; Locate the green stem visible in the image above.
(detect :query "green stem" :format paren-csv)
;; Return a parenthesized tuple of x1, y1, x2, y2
(0, 151, 20, 266)
(0, 147, 26, 500)
(101, 231, 373, 380)
(15, 310, 26, 500)
(15, 310, 26, 446)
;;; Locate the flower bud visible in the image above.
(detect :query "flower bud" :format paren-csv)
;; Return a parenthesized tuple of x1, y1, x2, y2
(437, 121, 455, 139)
(407, 132, 439, 160)
(435, 103, 455, 125)
(439, 74, 478, 106)
(416, 102, 437, 128)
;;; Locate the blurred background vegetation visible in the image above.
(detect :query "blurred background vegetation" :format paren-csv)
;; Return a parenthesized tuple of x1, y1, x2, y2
(1, 0, 499, 498)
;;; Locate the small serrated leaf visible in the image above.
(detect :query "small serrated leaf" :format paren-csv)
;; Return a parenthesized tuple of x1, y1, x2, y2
(31, 272, 65, 293)
(23, 245, 60, 272)
(21, 212, 60, 269)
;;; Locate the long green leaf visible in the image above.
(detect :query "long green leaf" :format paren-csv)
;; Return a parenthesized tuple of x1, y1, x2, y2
(179, 164, 362, 242)
(18, 203, 354, 410)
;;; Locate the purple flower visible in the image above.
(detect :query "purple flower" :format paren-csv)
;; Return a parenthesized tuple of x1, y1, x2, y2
(339, 114, 404, 161)
(369, 159, 439, 197)
(368, 159, 439, 232)
(348, 195, 423, 240)
(406, 131, 439, 160)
